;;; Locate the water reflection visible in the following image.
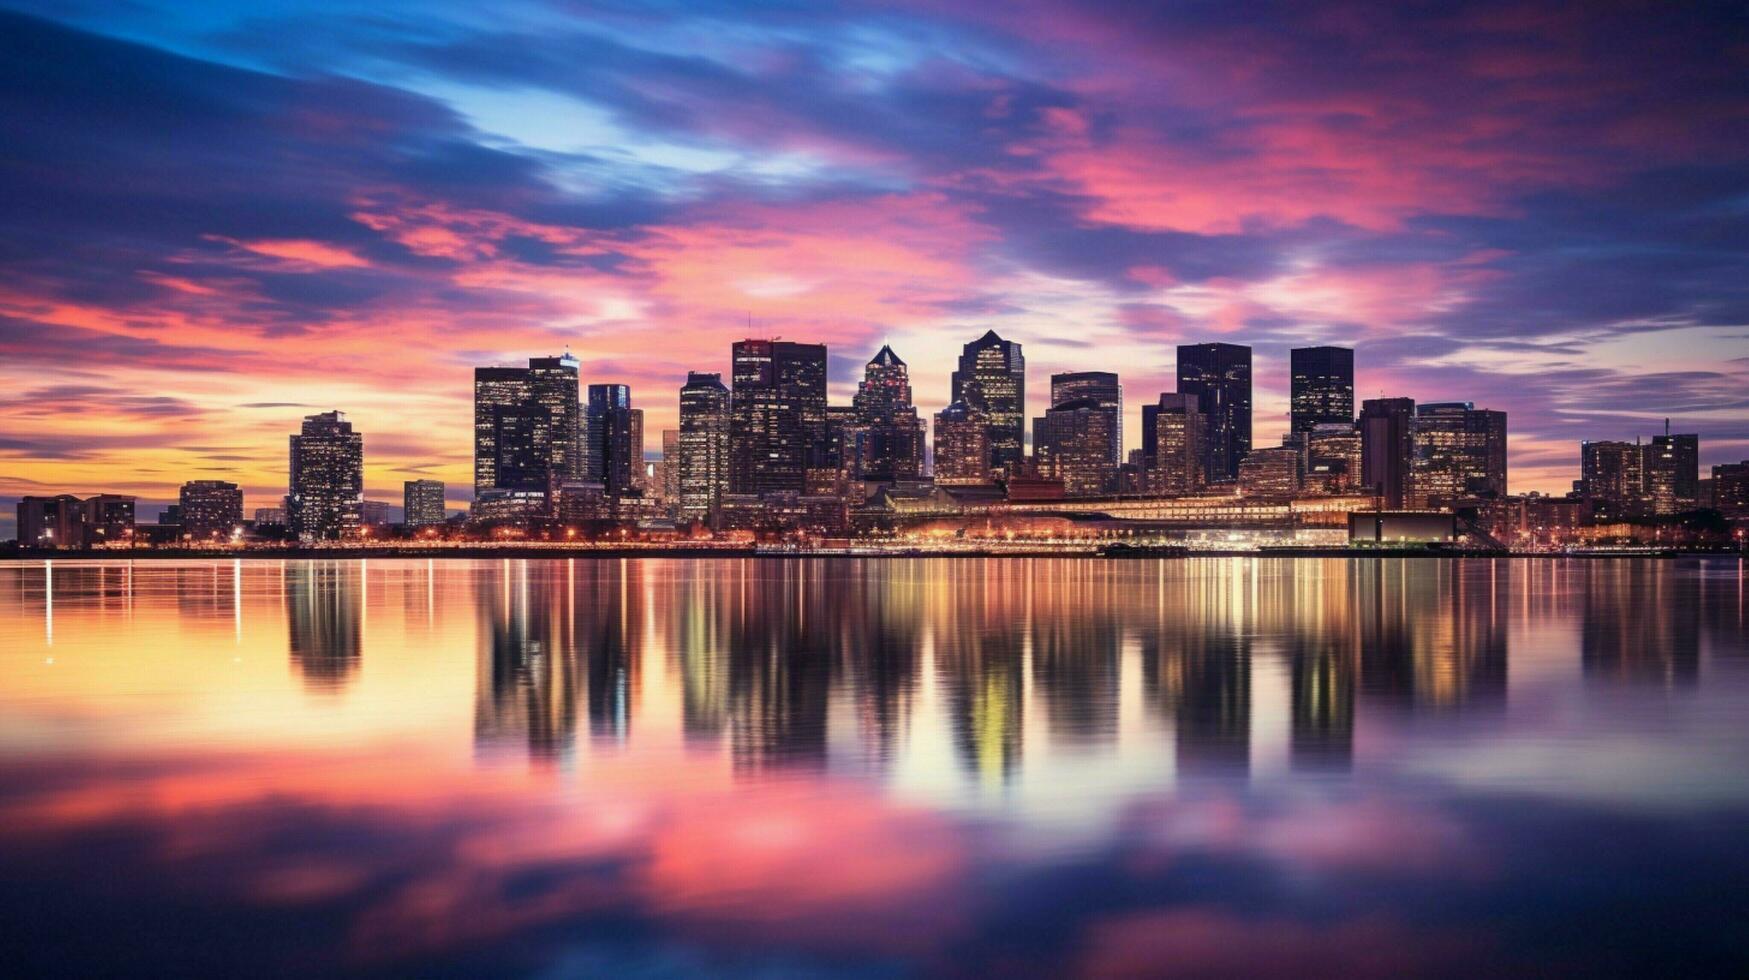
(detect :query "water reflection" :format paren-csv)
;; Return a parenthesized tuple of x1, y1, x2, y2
(3, 557, 1748, 976)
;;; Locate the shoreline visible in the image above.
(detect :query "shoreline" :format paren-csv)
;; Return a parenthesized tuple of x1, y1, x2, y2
(1, 545, 1739, 561)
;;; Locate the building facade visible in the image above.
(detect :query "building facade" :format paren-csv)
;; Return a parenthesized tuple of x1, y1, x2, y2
(288, 411, 364, 541)
(678, 371, 732, 523)
(1239, 447, 1303, 498)
(473, 354, 581, 496)
(1579, 440, 1645, 522)
(180, 480, 243, 540)
(585, 383, 642, 496)
(1176, 342, 1252, 481)
(950, 330, 1026, 475)
(1410, 402, 1508, 508)
(933, 399, 991, 485)
(403, 479, 446, 527)
(1034, 399, 1119, 497)
(1289, 346, 1355, 434)
(1149, 393, 1206, 496)
(729, 340, 828, 495)
(1644, 431, 1699, 515)
(1360, 397, 1416, 508)
(1050, 371, 1122, 468)
(848, 345, 925, 483)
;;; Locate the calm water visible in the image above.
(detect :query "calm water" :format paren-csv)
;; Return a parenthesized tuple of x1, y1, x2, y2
(2, 558, 1747, 977)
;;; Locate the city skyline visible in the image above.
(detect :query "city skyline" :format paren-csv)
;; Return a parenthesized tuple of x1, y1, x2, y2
(3, 3, 1748, 529)
(3, 330, 1739, 529)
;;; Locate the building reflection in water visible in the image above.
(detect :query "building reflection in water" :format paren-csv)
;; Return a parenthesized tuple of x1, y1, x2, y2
(284, 561, 361, 692)
(3, 556, 1742, 785)
(457, 557, 1561, 778)
(1582, 560, 1700, 686)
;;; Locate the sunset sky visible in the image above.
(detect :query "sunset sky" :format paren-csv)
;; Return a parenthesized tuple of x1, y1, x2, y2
(3, 1, 1748, 526)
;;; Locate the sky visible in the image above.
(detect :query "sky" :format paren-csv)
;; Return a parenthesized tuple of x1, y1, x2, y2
(2, 0, 1748, 526)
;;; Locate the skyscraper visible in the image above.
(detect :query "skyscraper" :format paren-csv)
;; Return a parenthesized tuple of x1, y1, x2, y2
(585, 383, 641, 496)
(403, 479, 446, 527)
(1289, 346, 1355, 434)
(1176, 342, 1252, 481)
(1050, 371, 1122, 468)
(849, 345, 925, 482)
(678, 371, 731, 523)
(1410, 402, 1507, 507)
(527, 355, 583, 481)
(288, 411, 363, 541)
(1149, 393, 1206, 495)
(932, 399, 991, 485)
(473, 354, 581, 495)
(1034, 399, 1118, 497)
(1360, 397, 1415, 508)
(730, 340, 828, 494)
(1580, 440, 1645, 522)
(1645, 429, 1699, 515)
(180, 480, 243, 540)
(1712, 460, 1749, 517)
(950, 330, 1026, 475)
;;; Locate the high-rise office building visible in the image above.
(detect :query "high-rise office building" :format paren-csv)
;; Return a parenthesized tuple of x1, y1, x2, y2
(403, 479, 446, 527)
(730, 340, 828, 494)
(1289, 346, 1355, 434)
(1360, 397, 1415, 508)
(849, 345, 924, 482)
(585, 383, 642, 496)
(1713, 461, 1749, 517)
(288, 411, 363, 541)
(473, 354, 581, 495)
(1411, 402, 1508, 507)
(1579, 440, 1645, 522)
(528, 355, 583, 481)
(1644, 429, 1699, 515)
(1149, 393, 1206, 496)
(1050, 371, 1122, 468)
(933, 399, 991, 485)
(1034, 399, 1119, 497)
(180, 480, 243, 540)
(950, 330, 1026, 475)
(678, 371, 731, 522)
(1176, 342, 1252, 481)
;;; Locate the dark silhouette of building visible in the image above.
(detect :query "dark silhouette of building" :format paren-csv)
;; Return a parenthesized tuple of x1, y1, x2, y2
(951, 330, 1026, 475)
(849, 345, 924, 482)
(585, 383, 642, 496)
(730, 339, 828, 494)
(288, 411, 363, 541)
(472, 354, 581, 496)
(403, 479, 446, 527)
(1289, 346, 1355, 434)
(1411, 402, 1507, 507)
(678, 371, 731, 523)
(1176, 342, 1252, 481)
(1050, 371, 1122, 467)
(1360, 397, 1415, 508)
(179, 480, 243, 540)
